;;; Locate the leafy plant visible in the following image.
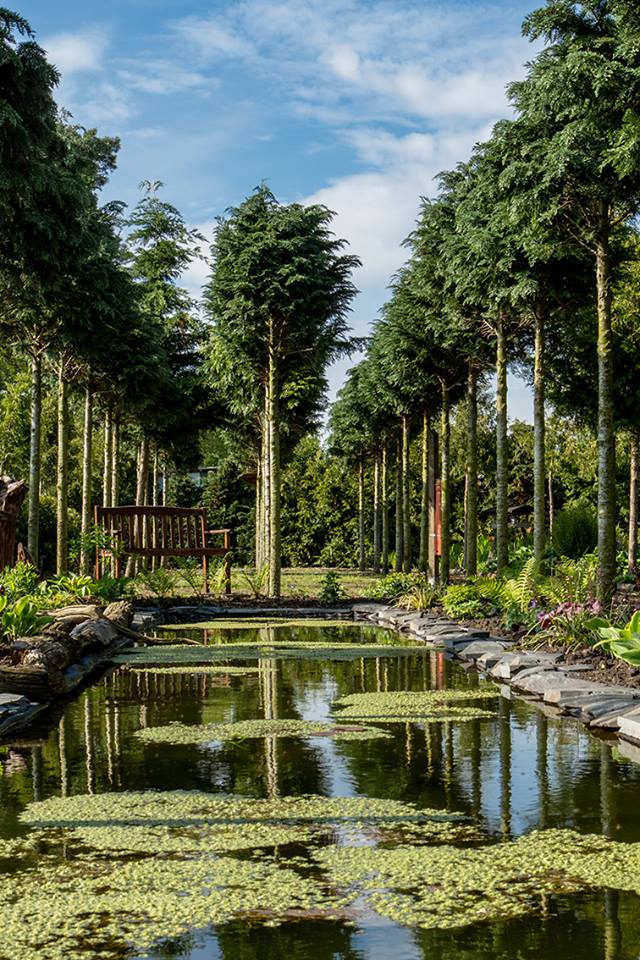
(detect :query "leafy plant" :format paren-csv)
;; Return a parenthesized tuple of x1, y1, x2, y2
(546, 552, 598, 605)
(135, 567, 177, 598)
(442, 578, 507, 621)
(319, 571, 345, 604)
(0, 596, 53, 641)
(396, 580, 441, 611)
(369, 572, 425, 603)
(0, 562, 41, 600)
(91, 575, 133, 603)
(590, 611, 640, 665)
(49, 573, 95, 598)
(174, 558, 204, 595)
(502, 557, 540, 616)
(240, 565, 269, 599)
(552, 504, 598, 559)
(533, 600, 603, 648)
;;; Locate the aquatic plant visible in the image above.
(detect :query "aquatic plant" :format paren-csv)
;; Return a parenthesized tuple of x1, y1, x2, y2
(128, 664, 259, 675)
(331, 688, 499, 723)
(134, 718, 394, 745)
(114, 640, 429, 666)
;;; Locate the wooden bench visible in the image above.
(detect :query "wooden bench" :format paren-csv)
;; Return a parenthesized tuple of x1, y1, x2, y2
(94, 505, 232, 594)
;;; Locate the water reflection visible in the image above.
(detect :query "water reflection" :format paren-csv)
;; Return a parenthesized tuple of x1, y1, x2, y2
(0, 623, 640, 959)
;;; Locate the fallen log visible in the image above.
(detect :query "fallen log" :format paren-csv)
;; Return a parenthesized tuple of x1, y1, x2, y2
(113, 622, 203, 647)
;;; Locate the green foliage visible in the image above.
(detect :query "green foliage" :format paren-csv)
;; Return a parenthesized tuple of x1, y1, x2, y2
(396, 579, 441, 611)
(48, 573, 94, 598)
(91, 575, 132, 603)
(546, 552, 598, 605)
(442, 578, 507, 620)
(241, 565, 269, 598)
(591, 611, 640, 666)
(552, 504, 598, 559)
(318, 570, 345, 604)
(134, 567, 177, 598)
(0, 596, 53, 640)
(0, 562, 40, 599)
(369, 572, 425, 603)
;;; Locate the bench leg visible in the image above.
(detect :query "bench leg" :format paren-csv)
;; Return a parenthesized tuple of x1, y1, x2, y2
(202, 554, 209, 595)
(224, 553, 232, 595)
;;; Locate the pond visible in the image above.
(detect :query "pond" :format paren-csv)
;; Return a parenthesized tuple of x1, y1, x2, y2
(1, 619, 640, 960)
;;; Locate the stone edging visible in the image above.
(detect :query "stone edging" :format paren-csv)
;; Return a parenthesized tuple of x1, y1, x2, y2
(352, 602, 640, 758)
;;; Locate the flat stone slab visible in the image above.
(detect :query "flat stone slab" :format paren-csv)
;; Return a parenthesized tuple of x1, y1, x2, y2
(0, 693, 29, 708)
(619, 715, 640, 744)
(456, 640, 510, 662)
(514, 671, 593, 698)
(589, 704, 640, 730)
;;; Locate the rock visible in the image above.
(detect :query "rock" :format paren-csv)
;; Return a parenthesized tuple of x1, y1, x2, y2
(70, 618, 119, 649)
(455, 640, 510, 662)
(589, 703, 640, 729)
(48, 604, 103, 620)
(22, 640, 71, 670)
(0, 693, 29, 708)
(103, 600, 134, 627)
(619, 715, 640, 745)
(514, 671, 591, 699)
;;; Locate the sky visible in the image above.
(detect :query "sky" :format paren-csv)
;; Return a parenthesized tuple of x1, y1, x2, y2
(21, 0, 539, 420)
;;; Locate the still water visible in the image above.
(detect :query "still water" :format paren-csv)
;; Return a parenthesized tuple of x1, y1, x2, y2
(1, 621, 640, 960)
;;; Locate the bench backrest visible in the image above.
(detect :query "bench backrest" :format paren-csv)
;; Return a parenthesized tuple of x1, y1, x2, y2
(95, 505, 209, 553)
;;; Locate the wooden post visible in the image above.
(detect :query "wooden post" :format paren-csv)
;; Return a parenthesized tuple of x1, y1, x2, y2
(224, 530, 232, 595)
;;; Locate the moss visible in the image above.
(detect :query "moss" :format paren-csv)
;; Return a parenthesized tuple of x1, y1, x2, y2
(134, 718, 393, 744)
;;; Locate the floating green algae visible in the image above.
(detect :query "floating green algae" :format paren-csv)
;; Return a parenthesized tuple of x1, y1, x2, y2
(8, 790, 640, 954)
(113, 641, 428, 665)
(127, 664, 259, 675)
(313, 828, 640, 930)
(161, 618, 360, 630)
(134, 718, 393, 745)
(331, 688, 499, 723)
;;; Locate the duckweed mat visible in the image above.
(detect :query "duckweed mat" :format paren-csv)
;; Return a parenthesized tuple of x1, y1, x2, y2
(113, 642, 429, 665)
(126, 665, 259, 675)
(331, 689, 499, 724)
(134, 718, 394, 744)
(161, 619, 362, 631)
(7, 790, 640, 957)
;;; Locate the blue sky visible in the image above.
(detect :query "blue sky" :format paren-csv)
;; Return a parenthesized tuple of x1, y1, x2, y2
(21, 0, 538, 418)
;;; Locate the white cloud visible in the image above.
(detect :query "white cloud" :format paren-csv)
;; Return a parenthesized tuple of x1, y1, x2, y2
(172, 16, 253, 59)
(42, 27, 108, 76)
(118, 60, 212, 96)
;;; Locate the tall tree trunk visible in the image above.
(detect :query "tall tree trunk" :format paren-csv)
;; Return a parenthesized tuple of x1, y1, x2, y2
(151, 446, 159, 571)
(80, 386, 93, 575)
(596, 205, 616, 604)
(419, 410, 429, 573)
(110, 411, 119, 506)
(263, 395, 271, 582)
(381, 442, 389, 574)
(267, 341, 281, 597)
(495, 316, 509, 571)
(373, 449, 381, 573)
(395, 436, 403, 572)
(255, 448, 264, 568)
(126, 438, 150, 577)
(548, 469, 555, 542)
(102, 410, 112, 508)
(56, 366, 69, 575)
(358, 459, 365, 572)
(533, 302, 546, 565)
(27, 353, 42, 563)
(465, 363, 478, 577)
(402, 414, 411, 573)
(440, 381, 451, 585)
(629, 432, 638, 577)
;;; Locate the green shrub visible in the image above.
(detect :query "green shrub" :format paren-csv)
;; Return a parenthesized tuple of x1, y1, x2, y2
(319, 571, 345, 604)
(134, 567, 178, 598)
(369, 572, 425, 602)
(442, 578, 507, 621)
(396, 580, 441, 611)
(0, 596, 53, 640)
(0, 561, 41, 599)
(552, 503, 598, 559)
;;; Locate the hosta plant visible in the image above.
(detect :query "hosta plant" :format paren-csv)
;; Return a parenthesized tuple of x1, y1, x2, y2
(589, 611, 640, 666)
(0, 596, 53, 641)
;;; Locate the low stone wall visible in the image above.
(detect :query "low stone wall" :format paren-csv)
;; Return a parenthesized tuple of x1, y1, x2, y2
(0, 601, 134, 740)
(353, 602, 640, 754)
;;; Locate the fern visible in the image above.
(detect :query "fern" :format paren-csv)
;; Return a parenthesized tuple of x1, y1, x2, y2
(503, 557, 539, 614)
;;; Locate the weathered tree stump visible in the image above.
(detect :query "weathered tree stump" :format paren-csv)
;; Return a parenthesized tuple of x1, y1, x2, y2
(0, 477, 27, 570)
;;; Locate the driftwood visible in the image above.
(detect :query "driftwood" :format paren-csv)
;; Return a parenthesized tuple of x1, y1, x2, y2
(113, 622, 203, 647)
(0, 476, 26, 570)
